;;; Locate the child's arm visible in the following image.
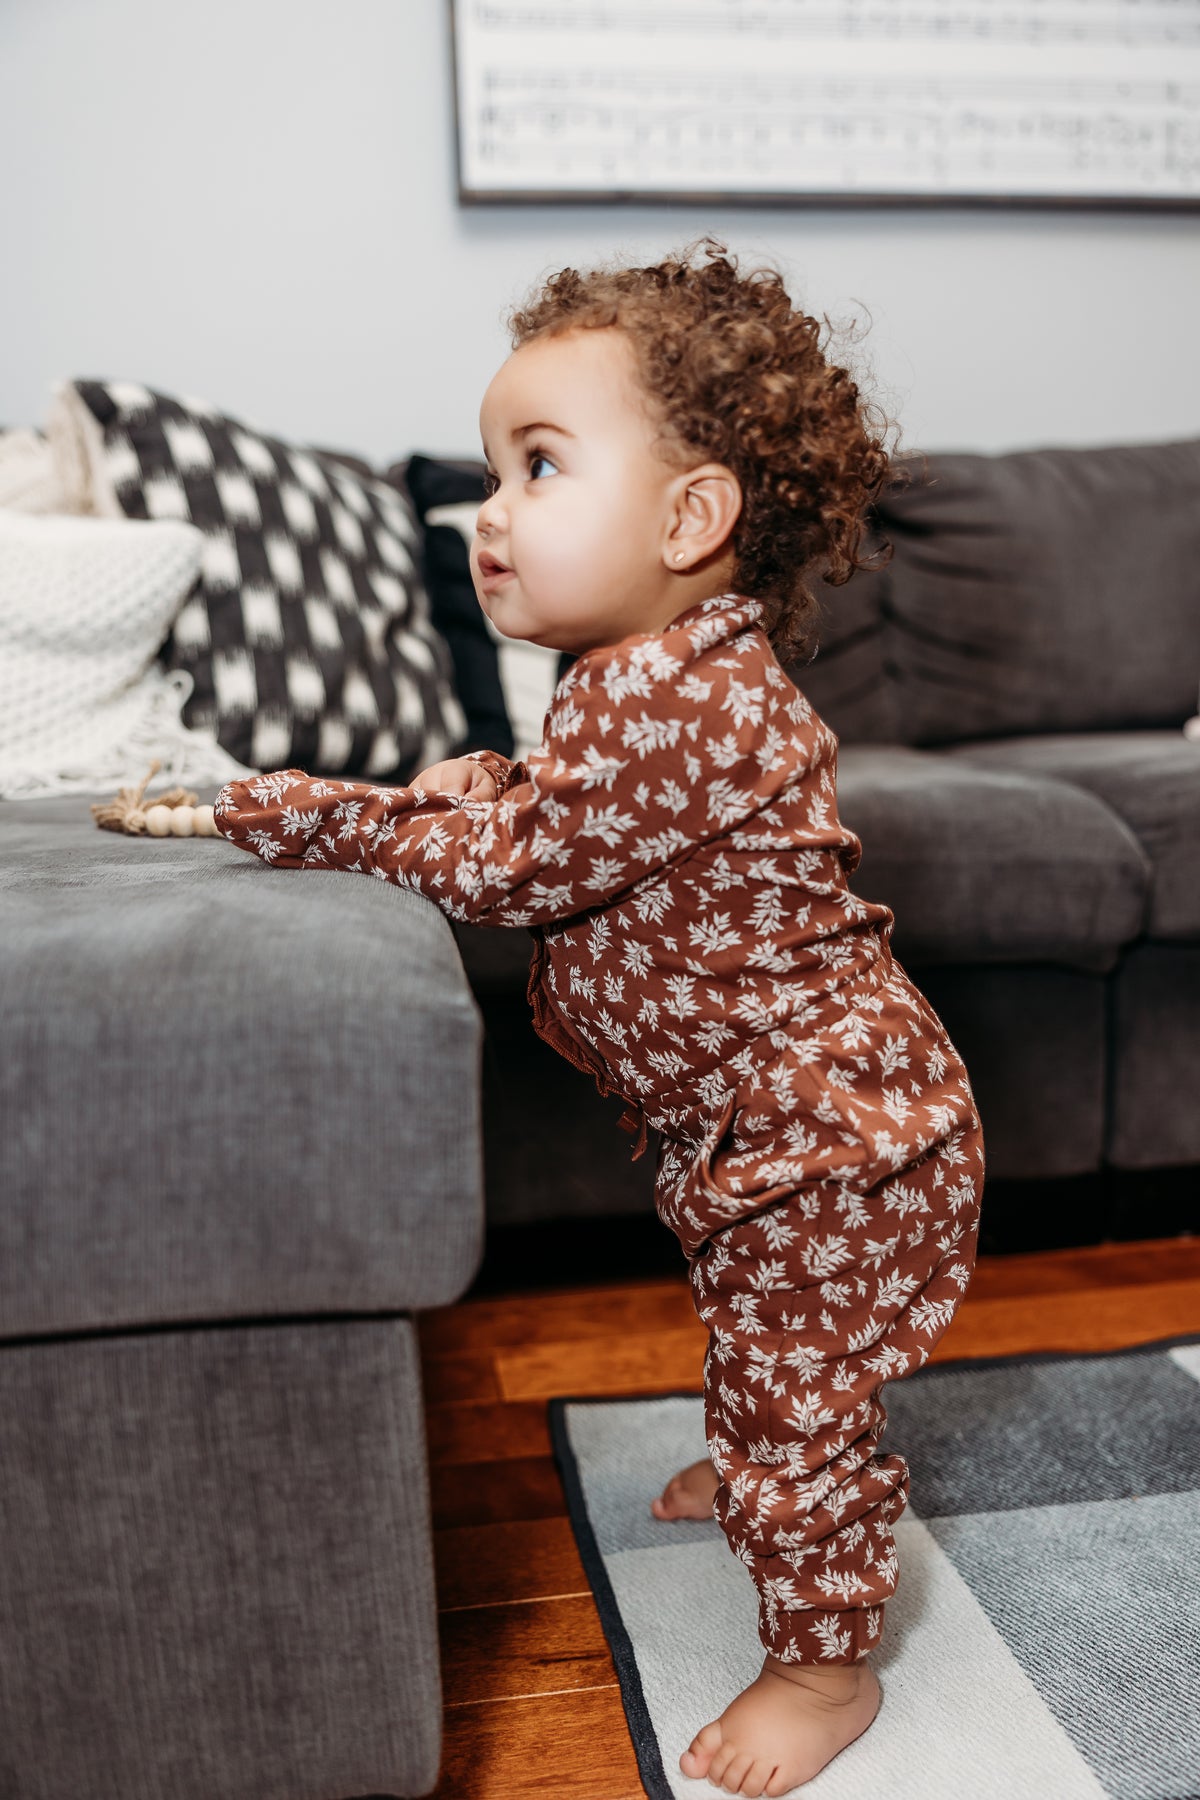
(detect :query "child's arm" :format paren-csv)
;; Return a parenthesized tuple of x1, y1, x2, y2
(214, 640, 787, 928)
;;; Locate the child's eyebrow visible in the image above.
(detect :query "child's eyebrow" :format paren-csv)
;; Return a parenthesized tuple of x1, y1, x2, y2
(511, 420, 574, 441)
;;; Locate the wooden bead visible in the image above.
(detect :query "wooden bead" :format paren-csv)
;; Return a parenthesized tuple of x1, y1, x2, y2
(144, 805, 174, 837)
(169, 805, 196, 836)
(193, 804, 219, 836)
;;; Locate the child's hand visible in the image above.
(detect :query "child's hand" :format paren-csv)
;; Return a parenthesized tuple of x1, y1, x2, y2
(411, 757, 499, 801)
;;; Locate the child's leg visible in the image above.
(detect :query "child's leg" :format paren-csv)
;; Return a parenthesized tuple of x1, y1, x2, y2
(675, 1141, 981, 1791)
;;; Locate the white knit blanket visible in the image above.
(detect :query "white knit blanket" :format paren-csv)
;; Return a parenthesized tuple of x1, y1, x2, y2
(0, 508, 255, 799)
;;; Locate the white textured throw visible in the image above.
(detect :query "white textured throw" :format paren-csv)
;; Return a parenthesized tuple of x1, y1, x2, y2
(0, 511, 256, 798)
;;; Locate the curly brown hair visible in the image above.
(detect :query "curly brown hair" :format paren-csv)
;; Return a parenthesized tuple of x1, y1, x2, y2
(507, 238, 895, 665)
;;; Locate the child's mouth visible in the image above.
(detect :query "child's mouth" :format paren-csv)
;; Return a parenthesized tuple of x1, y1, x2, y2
(478, 552, 515, 593)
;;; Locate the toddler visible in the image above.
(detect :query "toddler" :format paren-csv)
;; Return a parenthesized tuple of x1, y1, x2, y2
(215, 241, 984, 1796)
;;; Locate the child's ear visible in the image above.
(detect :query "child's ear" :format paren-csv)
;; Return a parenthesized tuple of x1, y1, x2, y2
(664, 463, 743, 571)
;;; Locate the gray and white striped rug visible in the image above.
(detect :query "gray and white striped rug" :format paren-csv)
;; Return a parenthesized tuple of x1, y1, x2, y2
(550, 1340, 1200, 1800)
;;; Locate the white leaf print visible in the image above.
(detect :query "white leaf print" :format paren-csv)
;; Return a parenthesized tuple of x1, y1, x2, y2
(527, 880, 575, 913)
(552, 699, 586, 740)
(803, 1235, 853, 1278)
(247, 828, 282, 861)
(787, 1391, 837, 1437)
(620, 942, 653, 977)
(730, 1292, 765, 1334)
(622, 711, 684, 758)
(705, 731, 744, 769)
(577, 743, 629, 790)
(582, 849, 626, 892)
(602, 659, 654, 704)
(332, 799, 362, 839)
(688, 912, 741, 956)
(663, 974, 700, 1020)
(706, 779, 754, 828)
(722, 677, 765, 729)
(279, 805, 321, 839)
(655, 777, 690, 815)
(578, 804, 638, 847)
(248, 771, 304, 806)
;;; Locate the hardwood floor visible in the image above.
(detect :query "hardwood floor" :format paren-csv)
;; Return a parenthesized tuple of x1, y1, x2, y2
(421, 1235, 1200, 1799)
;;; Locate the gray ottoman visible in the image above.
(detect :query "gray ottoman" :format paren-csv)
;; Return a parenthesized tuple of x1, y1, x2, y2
(0, 792, 484, 1800)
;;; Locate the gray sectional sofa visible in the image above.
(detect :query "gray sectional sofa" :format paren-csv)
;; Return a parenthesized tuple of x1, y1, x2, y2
(1, 432, 1197, 1798)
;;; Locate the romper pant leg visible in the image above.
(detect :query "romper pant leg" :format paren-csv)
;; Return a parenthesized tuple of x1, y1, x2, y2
(688, 1130, 982, 1665)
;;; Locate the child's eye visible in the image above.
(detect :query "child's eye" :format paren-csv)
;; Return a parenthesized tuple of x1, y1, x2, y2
(482, 469, 499, 497)
(528, 450, 558, 481)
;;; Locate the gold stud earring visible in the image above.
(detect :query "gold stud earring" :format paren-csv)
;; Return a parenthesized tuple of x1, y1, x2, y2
(674, 551, 685, 564)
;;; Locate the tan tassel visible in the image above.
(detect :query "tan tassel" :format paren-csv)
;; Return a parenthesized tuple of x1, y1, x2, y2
(91, 760, 202, 835)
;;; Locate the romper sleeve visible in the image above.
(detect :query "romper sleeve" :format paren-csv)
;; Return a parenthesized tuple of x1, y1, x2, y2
(214, 631, 790, 928)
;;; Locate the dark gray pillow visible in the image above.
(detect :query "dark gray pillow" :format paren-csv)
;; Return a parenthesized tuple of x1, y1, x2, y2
(875, 438, 1200, 744)
(797, 439, 1200, 747)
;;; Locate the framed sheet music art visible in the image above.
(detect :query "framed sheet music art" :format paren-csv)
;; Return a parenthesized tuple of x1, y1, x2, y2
(451, 0, 1200, 208)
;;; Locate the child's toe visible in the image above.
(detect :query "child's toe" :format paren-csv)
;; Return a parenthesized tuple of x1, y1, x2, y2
(679, 1720, 722, 1777)
(707, 1739, 740, 1787)
(718, 1749, 754, 1792)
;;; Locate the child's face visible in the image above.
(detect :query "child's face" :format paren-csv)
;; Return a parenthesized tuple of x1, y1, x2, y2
(473, 327, 726, 655)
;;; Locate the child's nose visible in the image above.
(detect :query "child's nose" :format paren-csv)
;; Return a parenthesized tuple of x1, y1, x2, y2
(476, 492, 502, 538)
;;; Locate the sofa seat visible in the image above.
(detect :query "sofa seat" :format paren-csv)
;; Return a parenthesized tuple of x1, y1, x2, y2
(0, 789, 487, 1800)
(939, 731, 1200, 939)
(0, 791, 484, 1339)
(835, 747, 1149, 971)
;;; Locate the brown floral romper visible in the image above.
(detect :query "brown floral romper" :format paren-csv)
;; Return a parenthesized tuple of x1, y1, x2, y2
(215, 591, 984, 1665)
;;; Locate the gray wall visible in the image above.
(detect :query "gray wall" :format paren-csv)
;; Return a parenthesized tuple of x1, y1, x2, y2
(3, 0, 1198, 465)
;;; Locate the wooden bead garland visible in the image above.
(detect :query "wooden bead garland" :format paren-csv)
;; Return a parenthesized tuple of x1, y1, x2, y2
(91, 759, 220, 838)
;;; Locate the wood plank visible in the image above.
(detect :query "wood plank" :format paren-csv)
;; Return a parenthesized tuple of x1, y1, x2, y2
(965, 1235, 1200, 1299)
(435, 1518, 589, 1612)
(484, 1253, 1200, 1402)
(421, 1350, 502, 1405)
(440, 1594, 614, 1708)
(420, 1276, 693, 1355)
(425, 1398, 551, 1468)
(434, 1686, 644, 1800)
(931, 1276, 1200, 1363)
(431, 1455, 567, 1531)
(495, 1326, 706, 1402)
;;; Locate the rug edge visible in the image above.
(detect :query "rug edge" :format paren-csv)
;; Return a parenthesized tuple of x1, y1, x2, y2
(549, 1398, 676, 1800)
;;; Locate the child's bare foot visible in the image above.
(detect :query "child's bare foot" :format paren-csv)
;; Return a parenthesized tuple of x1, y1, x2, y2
(680, 1655, 880, 1795)
(650, 1456, 720, 1521)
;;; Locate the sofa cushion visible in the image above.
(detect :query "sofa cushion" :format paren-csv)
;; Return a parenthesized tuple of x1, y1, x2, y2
(797, 439, 1200, 747)
(0, 795, 484, 1340)
(942, 732, 1200, 939)
(836, 747, 1150, 970)
(877, 440, 1200, 744)
(51, 379, 467, 780)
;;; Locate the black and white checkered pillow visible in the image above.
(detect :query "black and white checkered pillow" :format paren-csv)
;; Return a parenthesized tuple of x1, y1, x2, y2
(69, 379, 467, 778)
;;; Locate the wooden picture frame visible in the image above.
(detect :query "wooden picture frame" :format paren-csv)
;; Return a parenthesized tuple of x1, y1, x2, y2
(450, 0, 1200, 210)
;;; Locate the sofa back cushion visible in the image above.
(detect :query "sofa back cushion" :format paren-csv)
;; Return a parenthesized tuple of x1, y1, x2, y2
(797, 438, 1200, 746)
